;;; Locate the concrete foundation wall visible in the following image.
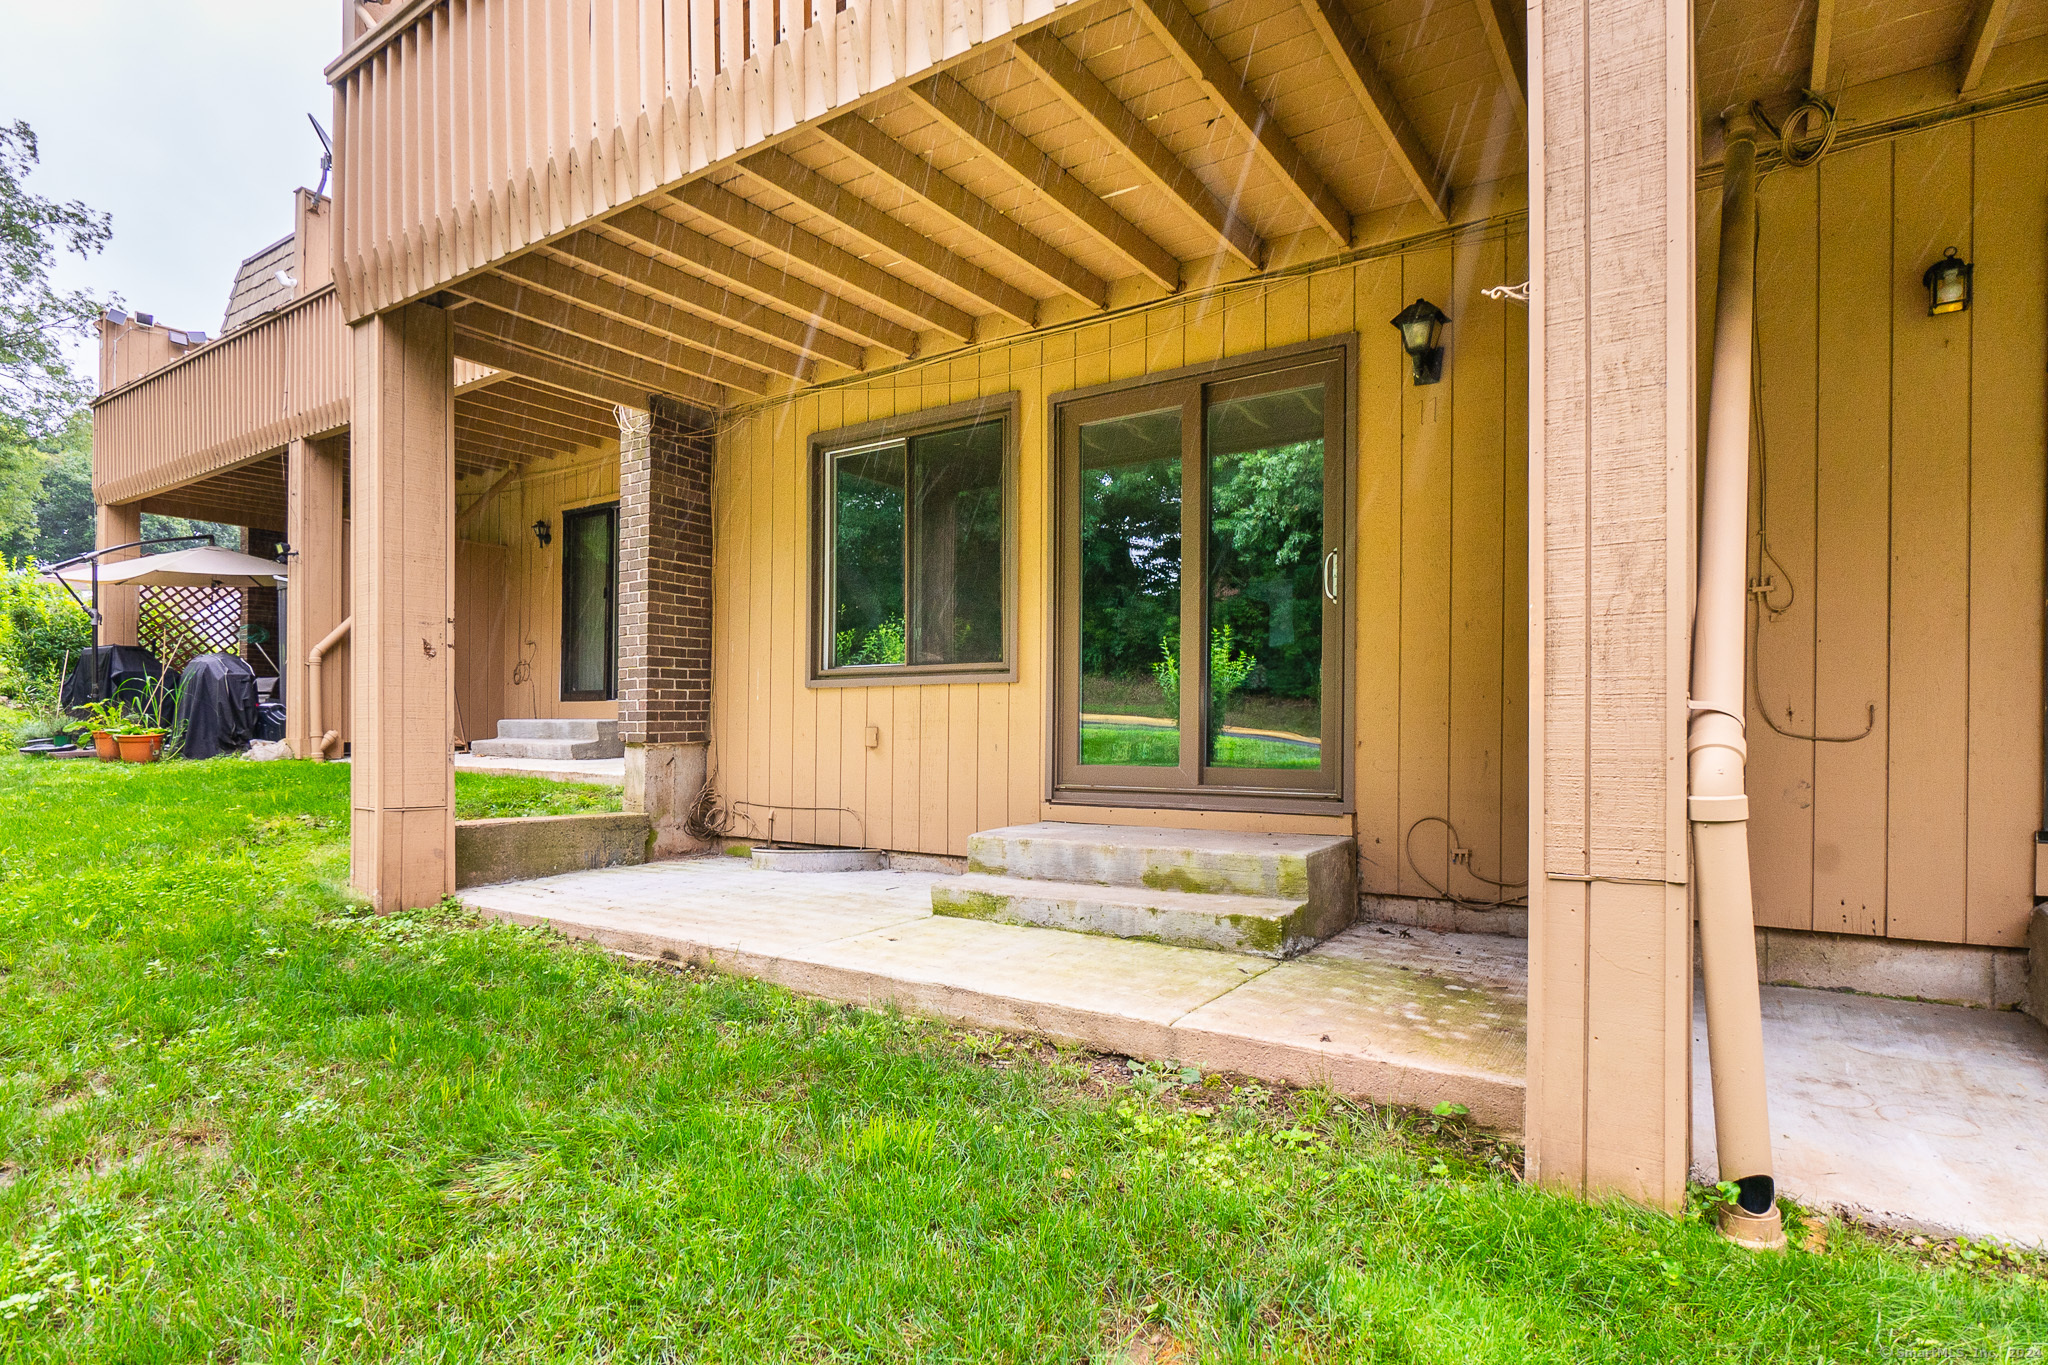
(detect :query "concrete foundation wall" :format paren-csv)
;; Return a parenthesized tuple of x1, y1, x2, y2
(454, 812, 653, 888)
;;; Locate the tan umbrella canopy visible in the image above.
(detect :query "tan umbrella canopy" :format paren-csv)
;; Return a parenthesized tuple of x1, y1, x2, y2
(49, 545, 287, 589)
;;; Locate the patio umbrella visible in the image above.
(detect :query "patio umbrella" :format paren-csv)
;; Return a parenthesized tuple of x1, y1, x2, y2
(48, 545, 288, 589)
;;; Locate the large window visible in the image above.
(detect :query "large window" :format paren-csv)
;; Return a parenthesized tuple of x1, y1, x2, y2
(560, 502, 618, 701)
(811, 396, 1016, 683)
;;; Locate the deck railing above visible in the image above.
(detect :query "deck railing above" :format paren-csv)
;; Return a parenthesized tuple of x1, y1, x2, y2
(325, 0, 1077, 322)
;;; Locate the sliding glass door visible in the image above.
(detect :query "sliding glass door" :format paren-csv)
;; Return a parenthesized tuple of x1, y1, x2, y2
(1054, 344, 1349, 807)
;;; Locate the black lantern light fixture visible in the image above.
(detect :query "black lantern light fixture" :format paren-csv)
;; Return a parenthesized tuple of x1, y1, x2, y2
(1922, 247, 1972, 316)
(532, 518, 552, 548)
(1390, 297, 1449, 385)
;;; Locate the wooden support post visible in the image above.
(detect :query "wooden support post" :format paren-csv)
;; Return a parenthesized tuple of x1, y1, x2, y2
(286, 435, 347, 761)
(1525, 0, 1697, 1209)
(94, 502, 142, 647)
(349, 302, 456, 912)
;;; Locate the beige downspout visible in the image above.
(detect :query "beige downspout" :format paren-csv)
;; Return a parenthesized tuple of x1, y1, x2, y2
(307, 616, 352, 760)
(1691, 109, 1785, 1251)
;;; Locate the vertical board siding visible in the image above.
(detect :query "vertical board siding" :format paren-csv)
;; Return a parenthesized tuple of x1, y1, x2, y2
(464, 440, 625, 722)
(709, 232, 1531, 865)
(1740, 103, 2047, 949)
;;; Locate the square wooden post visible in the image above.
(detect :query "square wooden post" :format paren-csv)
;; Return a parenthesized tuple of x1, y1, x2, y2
(349, 303, 456, 911)
(94, 502, 142, 647)
(286, 435, 347, 759)
(1525, 0, 1698, 1208)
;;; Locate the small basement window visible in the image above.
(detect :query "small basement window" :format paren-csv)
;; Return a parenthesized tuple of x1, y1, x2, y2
(811, 395, 1016, 684)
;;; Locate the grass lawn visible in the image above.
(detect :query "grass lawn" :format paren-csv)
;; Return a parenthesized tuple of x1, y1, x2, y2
(0, 758, 2042, 1360)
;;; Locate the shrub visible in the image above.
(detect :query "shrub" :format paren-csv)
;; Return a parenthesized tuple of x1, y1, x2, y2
(0, 558, 92, 701)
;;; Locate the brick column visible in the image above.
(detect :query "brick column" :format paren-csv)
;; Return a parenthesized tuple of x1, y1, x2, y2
(618, 394, 713, 854)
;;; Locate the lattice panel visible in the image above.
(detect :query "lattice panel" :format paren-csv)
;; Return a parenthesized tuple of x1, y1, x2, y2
(139, 584, 243, 675)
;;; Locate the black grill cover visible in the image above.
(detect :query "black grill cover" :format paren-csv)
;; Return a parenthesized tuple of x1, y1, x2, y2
(171, 653, 260, 760)
(62, 645, 170, 721)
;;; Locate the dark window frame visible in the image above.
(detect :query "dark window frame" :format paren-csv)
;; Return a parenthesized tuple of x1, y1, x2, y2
(808, 392, 1020, 686)
(559, 500, 620, 702)
(1049, 336, 1357, 814)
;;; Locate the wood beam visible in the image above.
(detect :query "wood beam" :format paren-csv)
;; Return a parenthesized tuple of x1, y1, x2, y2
(738, 149, 1039, 324)
(1297, 0, 1447, 222)
(536, 233, 865, 370)
(672, 181, 980, 340)
(454, 308, 731, 408)
(455, 428, 565, 468)
(602, 207, 915, 358)
(1129, 0, 1351, 246)
(1810, 0, 1836, 91)
(908, 74, 1181, 292)
(1011, 29, 1262, 270)
(495, 252, 818, 381)
(452, 271, 772, 393)
(1959, 0, 2014, 93)
(450, 332, 663, 412)
(820, 114, 1110, 309)
(1472, 0, 1527, 127)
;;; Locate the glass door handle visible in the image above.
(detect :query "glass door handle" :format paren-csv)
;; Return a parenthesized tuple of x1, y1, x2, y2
(1323, 550, 1340, 603)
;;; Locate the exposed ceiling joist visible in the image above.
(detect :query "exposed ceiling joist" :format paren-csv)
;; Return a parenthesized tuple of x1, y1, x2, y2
(1810, 0, 1836, 91)
(455, 307, 731, 406)
(1297, 0, 1447, 222)
(820, 114, 1109, 309)
(458, 390, 619, 445)
(453, 272, 773, 393)
(496, 252, 818, 382)
(673, 181, 980, 341)
(1472, 0, 1527, 127)
(603, 206, 915, 357)
(457, 461, 526, 532)
(908, 74, 1182, 293)
(450, 332, 669, 412)
(1010, 29, 1262, 270)
(543, 232, 868, 371)
(454, 426, 577, 467)
(738, 149, 1039, 324)
(1130, 0, 1352, 246)
(456, 401, 611, 451)
(1959, 0, 2015, 93)
(488, 377, 617, 420)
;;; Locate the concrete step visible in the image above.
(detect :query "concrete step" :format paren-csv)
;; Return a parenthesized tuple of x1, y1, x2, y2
(967, 821, 1355, 902)
(494, 718, 620, 743)
(932, 872, 1324, 958)
(469, 736, 623, 760)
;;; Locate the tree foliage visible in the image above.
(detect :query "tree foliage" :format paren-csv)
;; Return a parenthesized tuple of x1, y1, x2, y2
(1, 120, 113, 440)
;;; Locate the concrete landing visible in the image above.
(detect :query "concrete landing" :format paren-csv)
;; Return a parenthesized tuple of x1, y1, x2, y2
(461, 858, 1527, 1128)
(1693, 985, 2048, 1247)
(470, 718, 625, 761)
(455, 754, 626, 786)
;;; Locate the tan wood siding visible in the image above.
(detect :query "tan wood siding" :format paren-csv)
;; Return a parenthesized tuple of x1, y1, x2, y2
(710, 226, 1529, 871)
(459, 442, 625, 725)
(1711, 103, 2048, 949)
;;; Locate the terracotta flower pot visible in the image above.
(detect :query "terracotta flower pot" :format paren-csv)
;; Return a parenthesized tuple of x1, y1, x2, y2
(93, 730, 118, 761)
(115, 732, 161, 763)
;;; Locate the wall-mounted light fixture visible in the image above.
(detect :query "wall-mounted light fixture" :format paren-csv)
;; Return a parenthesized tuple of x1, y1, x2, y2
(532, 518, 552, 548)
(1923, 247, 1972, 316)
(1390, 298, 1449, 385)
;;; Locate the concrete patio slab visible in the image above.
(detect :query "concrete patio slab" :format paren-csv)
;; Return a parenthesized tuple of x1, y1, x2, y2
(1693, 985, 2048, 1247)
(461, 857, 1526, 1125)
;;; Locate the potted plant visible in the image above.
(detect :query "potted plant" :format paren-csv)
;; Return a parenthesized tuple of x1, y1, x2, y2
(78, 699, 126, 761)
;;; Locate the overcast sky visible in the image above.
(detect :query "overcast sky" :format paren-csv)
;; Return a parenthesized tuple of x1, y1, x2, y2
(5, 1, 339, 378)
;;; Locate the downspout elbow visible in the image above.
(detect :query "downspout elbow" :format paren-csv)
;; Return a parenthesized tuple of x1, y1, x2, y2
(307, 616, 351, 759)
